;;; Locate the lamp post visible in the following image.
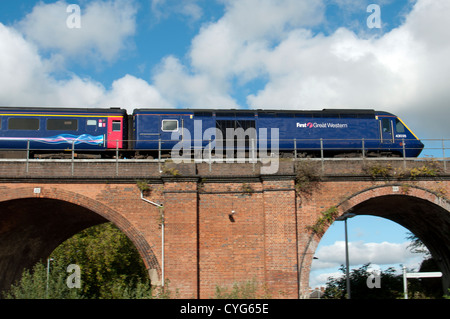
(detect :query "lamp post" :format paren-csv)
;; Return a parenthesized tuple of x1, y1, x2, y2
(335, 213, 356, 299)
(46, 258, 54, 298)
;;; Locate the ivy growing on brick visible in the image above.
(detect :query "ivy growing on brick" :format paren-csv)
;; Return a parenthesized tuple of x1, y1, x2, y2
(306, 206, 339, 236)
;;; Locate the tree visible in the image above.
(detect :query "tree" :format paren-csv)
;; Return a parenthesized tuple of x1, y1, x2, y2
(322, 263, 403, 299)
(405, 232, 443, 298)
(3, 260, 83, 299)
(4, 222, 156, 299)
(406, 232, 430, 257)
(49, 222, 151, 298)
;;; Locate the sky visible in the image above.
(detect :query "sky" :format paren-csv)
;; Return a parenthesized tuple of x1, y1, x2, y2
(0, 0, 447, 289)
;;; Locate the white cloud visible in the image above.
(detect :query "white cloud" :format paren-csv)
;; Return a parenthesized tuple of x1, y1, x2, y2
(309, 240, 427, 287)
(102, 75, 172, 112)
(17, 0, 137, 63)
(151, 0, 325, 108)
(0, 22, 170, 110)
(313, 240, 425, 270)
(153, 55, 239, 108)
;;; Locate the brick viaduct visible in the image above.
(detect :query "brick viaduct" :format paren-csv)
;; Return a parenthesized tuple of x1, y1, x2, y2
(0, 158, 449, 298)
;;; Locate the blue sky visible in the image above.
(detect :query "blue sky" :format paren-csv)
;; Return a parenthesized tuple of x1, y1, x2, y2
(1, 0, 448, 289)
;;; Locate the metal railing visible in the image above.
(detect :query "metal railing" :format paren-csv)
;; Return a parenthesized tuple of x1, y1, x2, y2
(0, 138, 447, 175)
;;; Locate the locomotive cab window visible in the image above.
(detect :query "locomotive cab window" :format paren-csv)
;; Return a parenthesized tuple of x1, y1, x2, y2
(395, 119, 406, 133)
(381, 118, 391, 132)
(8, 118, 39, 130)
(162, 119, 178, 132)
(47, 118, 78, 131)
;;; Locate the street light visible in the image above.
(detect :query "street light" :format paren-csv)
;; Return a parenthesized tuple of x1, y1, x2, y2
(46, 258, 54, 298)
(335, 212, 356, 299)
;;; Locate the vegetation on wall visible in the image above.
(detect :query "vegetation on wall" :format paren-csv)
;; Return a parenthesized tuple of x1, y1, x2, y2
(306, 206, 339, 236)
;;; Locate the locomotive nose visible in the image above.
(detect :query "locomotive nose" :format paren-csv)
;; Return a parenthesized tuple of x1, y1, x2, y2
(415, 140, 425, 157)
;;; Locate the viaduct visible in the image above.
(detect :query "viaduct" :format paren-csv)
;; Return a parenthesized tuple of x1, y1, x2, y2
(0, 157, 449, 299)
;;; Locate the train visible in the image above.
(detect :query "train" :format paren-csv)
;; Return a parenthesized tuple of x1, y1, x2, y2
(0, 106, 424, 159)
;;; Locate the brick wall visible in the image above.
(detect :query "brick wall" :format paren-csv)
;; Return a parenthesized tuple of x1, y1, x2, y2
(0, 159, 449, 298)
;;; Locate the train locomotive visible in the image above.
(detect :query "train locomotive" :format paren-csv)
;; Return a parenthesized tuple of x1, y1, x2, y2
(0, 107, 424, 159)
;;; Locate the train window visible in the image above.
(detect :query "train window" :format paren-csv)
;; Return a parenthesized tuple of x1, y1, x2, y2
(8, 118, 39, 130)
(276, 113, 295, 117)
(259, 112, 276, 118)
(194, 112, 213, 117)
(216, 112, 236, 117)
(47, 118, 78, 131)
(381, 118, 391, 132)
(237, 112, 255, 117)
(395, 119, 406, 133)
(162, 119, 178, 132)
(112, 120, 121, 132)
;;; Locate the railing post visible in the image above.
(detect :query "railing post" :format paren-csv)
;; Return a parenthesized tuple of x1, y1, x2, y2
(116, 139, 119, 176)
(209, 139, 212, 172)
(320, 138, 324, 174)
(250, 138, 255, 172)
(402, 138, 406, 170)
(443, 139, 447, 173)
(26, 140, 30, 174)
(71, 140, 75, 176)
(362, 138, 365, 159)
(294, 138, 297, 159)
(320, 138, 324, 159)
(158, 138, 162, 173)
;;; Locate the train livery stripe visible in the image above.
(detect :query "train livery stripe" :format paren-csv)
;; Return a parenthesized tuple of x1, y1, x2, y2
(398, 117, 419, 140)
(0, 134, 104, 145)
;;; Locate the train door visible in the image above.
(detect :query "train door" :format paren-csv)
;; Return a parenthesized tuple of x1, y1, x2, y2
(107, 117, 123, 148)
(379, 117, 394, 144)
(160, 116, 181, 150)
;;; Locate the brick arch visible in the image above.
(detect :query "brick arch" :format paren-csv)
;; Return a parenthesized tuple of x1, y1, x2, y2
(0, 186, 160, 291)
(337, 184, 450, 216)
(303, 184, 450, 296)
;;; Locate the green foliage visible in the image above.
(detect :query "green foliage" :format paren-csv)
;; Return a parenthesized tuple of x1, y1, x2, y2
(241, 183, 255, 195)
(214, 279, 271, 299)
(49, 222, 149, 299)
(3, 261, 83, 299)
(363, 163, 394, 179)
(363, 160, 442, 181)
(136, 180, 151, 194)
(295, 161, 321, 196)
(4, 223, 167, 299)
(406, 232, 430, 257)
(409, 164, 439, 180)
(161, 164, 180, 176)
(323, 263, 403, 299)
(323, 262, 445, 299)
(306, 206, 339, 236)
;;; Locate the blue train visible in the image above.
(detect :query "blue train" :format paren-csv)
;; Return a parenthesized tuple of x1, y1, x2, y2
(0, 107, 424, 158)
(133, 108, 424, 158)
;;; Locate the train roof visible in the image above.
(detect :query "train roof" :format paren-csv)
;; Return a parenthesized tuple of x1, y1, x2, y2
(0, 107, 395, 118)
(133, 108, 386, 118)
(0, 106, 127, 114)
(133, 108, 376, 113)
